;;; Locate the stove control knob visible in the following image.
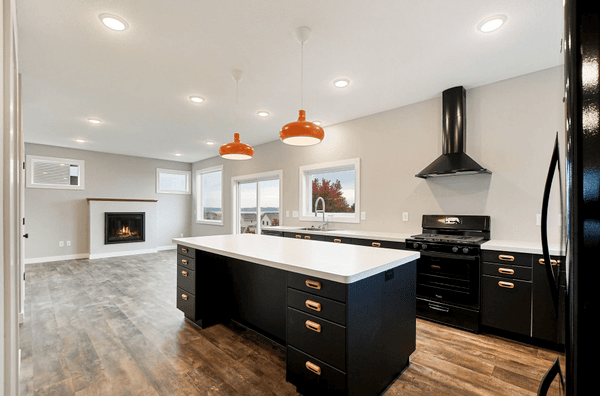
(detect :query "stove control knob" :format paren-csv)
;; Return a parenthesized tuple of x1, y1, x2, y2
(452, 246, 459, 253)
(462, 247, 470, 254)
(412, 242, 420, 249)
(422, 244, 428, 250)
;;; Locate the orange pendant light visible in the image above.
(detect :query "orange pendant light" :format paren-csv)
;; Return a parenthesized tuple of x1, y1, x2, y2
(280, 27, 324, 146)
(220, 70, 254, 160)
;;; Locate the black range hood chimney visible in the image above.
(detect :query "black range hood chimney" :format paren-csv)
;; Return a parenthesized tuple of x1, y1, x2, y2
(415, 86, 491, 179)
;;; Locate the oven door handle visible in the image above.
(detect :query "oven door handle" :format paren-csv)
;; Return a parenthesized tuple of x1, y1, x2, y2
(419, 251, 477, 261)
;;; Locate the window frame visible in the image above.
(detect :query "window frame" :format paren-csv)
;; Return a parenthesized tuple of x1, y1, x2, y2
(196, 165, 224, 226)
(156, 168, 191, 195)
(25, 155, 85, 190)
(299, 158, 361, 224)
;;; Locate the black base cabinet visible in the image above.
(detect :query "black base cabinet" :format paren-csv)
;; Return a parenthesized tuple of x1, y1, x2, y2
(176, 245, 417, 396)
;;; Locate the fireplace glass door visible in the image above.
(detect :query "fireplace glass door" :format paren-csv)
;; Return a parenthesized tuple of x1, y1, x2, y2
(105, 212, 145, 244)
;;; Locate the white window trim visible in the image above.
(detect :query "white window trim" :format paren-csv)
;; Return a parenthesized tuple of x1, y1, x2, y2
(231, 169, 283, 235)
(299, 158, 360, 224)
(25, 155, 85, 190)
(196, 165, 224, 226)
(156, 168, 191, 194)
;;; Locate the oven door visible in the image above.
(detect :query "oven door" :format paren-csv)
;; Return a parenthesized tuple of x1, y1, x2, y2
(416, 252, 480, 309)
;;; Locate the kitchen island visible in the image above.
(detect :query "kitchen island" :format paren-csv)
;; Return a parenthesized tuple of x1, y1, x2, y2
(173, 234, 420, 396)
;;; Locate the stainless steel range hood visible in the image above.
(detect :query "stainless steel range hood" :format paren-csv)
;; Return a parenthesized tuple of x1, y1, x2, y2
(415, 86, 491, 179)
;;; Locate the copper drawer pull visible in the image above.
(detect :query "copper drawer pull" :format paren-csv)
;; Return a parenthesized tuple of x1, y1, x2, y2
(182, 259, 188, 265)
(305, 300, 322, 312)
(498, 254, 515, 262)
(539, 258, 561, 266)
(182, 247, 188, 254)
(305, 235, 311, 240)
(181, 294, 188, 300)
(181, 270, 188, 277)
(498, 281, 515, 289)
(333, 239, 342, 243)
(431, 265, 441, 269)
(305, 361, 321, 375)
(305, 320, 322, 333)
(295, 235, 302, 239)
(372, 242, 381, 247)
(305, 280, 322, 290)
(498, 268, 514, 275)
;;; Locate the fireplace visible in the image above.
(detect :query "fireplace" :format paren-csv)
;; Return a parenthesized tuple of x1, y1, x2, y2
(105, 212, 145, 244)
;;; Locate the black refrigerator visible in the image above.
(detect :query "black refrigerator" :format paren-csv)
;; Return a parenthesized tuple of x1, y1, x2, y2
(539, 1, 599, 395)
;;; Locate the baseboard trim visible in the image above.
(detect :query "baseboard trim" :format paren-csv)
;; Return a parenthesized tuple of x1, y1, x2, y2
(157, 245, 177, 251)
(89, 248, 158, 260)
(24, 253, 90, 265)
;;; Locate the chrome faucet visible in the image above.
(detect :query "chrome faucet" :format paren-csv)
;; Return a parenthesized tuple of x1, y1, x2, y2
(315, 197, 328, 230)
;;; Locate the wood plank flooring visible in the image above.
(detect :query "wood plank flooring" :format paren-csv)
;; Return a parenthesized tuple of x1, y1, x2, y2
(20, 250, 565, 395)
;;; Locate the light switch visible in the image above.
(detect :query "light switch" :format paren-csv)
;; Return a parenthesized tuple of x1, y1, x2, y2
(292, 211, 299, 218)
(536, 214, 542, 226)
(286, 211, 290, 218)
(361, 212, 366, 220)
(402, 212, 409, 222)
(59, 241, 64, 247)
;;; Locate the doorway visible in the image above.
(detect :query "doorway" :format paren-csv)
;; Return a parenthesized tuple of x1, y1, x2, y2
(232, 170, 282, 235)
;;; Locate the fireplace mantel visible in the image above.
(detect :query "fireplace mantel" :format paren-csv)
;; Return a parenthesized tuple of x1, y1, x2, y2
(87, 198, 158, 202)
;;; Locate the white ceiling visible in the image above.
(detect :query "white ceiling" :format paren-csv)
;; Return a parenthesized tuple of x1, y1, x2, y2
(17, 0, 563, 163)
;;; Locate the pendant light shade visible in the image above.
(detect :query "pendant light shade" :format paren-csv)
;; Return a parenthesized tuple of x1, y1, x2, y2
(220, 70, 254, 160)
(280, 27, 324, 146)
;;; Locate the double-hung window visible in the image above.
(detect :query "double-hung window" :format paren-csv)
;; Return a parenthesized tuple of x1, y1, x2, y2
(299, 158, 360, 223)
(196, 166, 223, 225)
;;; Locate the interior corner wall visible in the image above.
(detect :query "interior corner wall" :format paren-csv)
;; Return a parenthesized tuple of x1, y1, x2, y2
(23, 144, 192, 261)
(191, 66, 564, 245)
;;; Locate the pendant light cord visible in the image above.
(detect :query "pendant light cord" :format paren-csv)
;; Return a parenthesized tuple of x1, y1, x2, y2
(235, 79, 239, 134)
(300, 41, 304, 110)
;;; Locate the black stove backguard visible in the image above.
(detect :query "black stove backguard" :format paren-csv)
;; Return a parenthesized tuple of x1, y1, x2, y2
(105, 212, 145, 244)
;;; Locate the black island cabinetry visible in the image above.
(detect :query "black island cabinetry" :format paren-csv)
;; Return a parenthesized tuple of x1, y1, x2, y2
(175, 243, 417, 396)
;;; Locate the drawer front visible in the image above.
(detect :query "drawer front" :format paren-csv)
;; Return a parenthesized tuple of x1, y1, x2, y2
(288, 288, 346, 326)
(177, 254, 196, 271)
(482, 262, 532, 281)
(416, 298, 479, 333)
(287, 308, 346, 371)
(288, 272, 346, 303)
(287, 346, 346, 396)
(481, 275, 532, 336)
(351, 238, 405, 250)
(324, 235, 353, 244)
(261, 230, 283, 237)
(177, 265, 195, 294)
(176, 287, 196, 319)
(283, 232, 326, 241)
(533, 254, 566, 273)
(177, 245, 196, 259)
(482, 250, 531, 267)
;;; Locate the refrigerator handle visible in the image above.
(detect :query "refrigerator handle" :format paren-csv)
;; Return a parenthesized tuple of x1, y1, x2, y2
(541, 133, 560, 311)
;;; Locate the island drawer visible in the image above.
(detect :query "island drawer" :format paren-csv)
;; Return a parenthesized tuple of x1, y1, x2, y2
(482, 250, 531, 267)
(288, 288, 346, 326)
(287, 308, 346, 371)
(176, 287, 196, 319)
(177, 254, 196, 271)
(351, 238, 405, 250)
(482, 262, 532, 281)
(177, 265, 195, 294)
(178, 245, 196, 259)
(288, 272, 346, 303)
(287, 346, 346, 396)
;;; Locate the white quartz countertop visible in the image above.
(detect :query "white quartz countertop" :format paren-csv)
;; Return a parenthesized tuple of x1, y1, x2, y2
(482, 239, 565, 256)
(262, 226, 417, 243)
(173, 234, 420, 284)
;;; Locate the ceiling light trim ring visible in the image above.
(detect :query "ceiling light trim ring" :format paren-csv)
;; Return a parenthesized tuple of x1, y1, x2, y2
(98, 13, 129, 31)
(477, 15, 507, 33)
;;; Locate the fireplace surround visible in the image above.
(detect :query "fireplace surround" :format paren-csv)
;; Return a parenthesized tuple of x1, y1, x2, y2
(105, 212, 145, 244)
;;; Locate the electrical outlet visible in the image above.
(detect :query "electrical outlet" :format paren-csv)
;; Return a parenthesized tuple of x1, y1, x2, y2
(361, 212, 366, 220)
(536, 214, 542, 226)
(286, 211, 290, 218)
(66, 241, 71, 246)
(292, 211, 299, 218)
(59, 241, 64, 247)
(402, 212, 409, 221)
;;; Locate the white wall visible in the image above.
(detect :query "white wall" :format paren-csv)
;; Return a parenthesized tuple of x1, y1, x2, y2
(24, 144, 192, 260)
(192, 66, 564, 245)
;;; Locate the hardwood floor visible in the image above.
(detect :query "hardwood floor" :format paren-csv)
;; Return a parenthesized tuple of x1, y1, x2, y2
(20, 250, 565, 395)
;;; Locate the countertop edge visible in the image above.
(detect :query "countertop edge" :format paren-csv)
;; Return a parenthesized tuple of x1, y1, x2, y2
(261, 226, 416, 243)
(482, 240, 566, 256)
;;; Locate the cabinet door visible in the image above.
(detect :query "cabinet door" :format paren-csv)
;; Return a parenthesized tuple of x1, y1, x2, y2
(532, 255, 566, 343)
(481, 275, 532, 336)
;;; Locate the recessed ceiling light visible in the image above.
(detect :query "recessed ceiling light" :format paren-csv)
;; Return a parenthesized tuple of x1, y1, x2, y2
(87, 118, 102, 124)
(257, 111, 270, 117)
(174, 153, 183, 157)
(313, 120, 322, 126)
(206, 140, 216, 146)
(478, 15, 507, 33)
(189, 96, 204, 103)
(99, 14, 128, 31)
(333, 78, 350, 88)
(75, 139, 86, 143)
